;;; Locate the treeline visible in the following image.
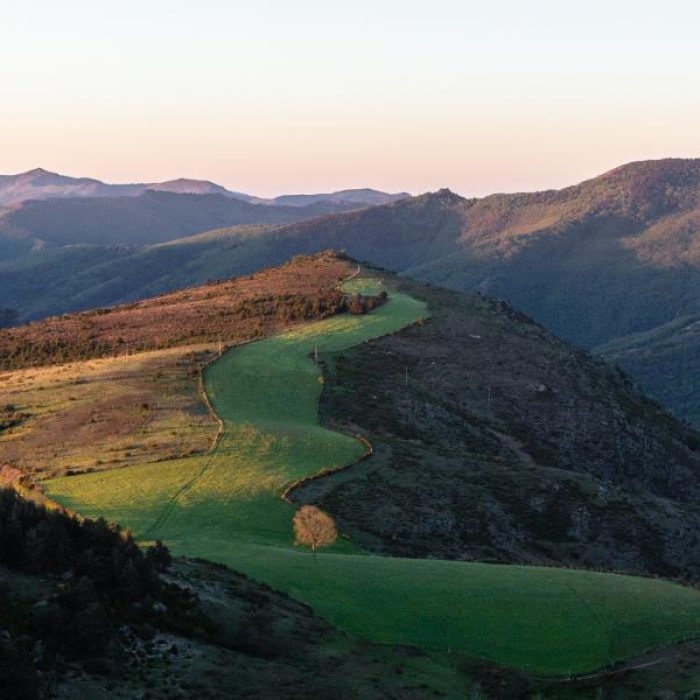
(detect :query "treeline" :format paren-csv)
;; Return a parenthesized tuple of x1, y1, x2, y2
(0, 489, 168, 597)
(0, 489, 200, 696)
(0, 289, 387, 371)
(236, 289, 385, 319)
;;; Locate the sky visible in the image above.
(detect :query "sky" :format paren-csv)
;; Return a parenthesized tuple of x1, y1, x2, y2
(2, 0, 699, 197)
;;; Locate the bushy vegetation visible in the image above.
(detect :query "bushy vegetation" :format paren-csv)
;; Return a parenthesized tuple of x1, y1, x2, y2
(0, 402, 28, 435)
(0, 287, 386, 370)
(0, 346, 223, 479)
(0, 488, 202, 695)
(0, 488, 168, 595)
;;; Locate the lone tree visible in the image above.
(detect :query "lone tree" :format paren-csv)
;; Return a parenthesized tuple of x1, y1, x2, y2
(293, 505, 337, 553)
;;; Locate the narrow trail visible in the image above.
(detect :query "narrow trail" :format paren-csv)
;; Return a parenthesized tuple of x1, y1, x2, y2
(143, 444, 220, 539)
(539, 645, 685, 683)
(142, 351, 228, 539)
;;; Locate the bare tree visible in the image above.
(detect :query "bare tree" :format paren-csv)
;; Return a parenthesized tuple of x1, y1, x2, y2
(293, 505, 337, 553)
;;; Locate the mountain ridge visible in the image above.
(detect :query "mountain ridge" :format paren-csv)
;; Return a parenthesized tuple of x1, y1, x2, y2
(5, 251, 700, 582)
(4, 158, 700, 422)
(0, 167, 408, 207)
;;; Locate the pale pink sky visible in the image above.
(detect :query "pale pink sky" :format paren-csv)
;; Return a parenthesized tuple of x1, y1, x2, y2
(2, 1, 699, 197)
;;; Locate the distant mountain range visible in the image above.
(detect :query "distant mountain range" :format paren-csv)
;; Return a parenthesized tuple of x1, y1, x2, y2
(0, 167, 408, 207)
(0, 190, 367, 249)
(0, 169, 407, 255)
(270, 188, 410, 208)
(3, 158, 700, 423)
(0, 168, 408, 252)
(0, 168, 143, 204)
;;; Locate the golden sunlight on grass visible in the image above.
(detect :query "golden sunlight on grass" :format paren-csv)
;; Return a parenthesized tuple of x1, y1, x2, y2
(0, 344, 218, 479)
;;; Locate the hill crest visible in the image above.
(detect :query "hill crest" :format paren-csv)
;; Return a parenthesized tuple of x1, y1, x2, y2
(0, 167, 408, 208)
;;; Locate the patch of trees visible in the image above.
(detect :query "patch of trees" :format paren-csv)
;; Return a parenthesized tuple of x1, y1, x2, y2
(347, 290, 387, 315)
(224, 289, 386, 321)
(0, 288, 388, 371)
(230, 290, 348, 323)
(0, 489, 168, 593)
(0, 489, 201, 693)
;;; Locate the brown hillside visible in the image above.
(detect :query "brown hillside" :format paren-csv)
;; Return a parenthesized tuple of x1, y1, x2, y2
(0, 346, 219, 478)
(0, 252, 359, 371)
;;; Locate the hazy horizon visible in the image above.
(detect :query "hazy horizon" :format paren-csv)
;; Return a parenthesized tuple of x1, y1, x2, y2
(2, 155, 696, 201)
(3, 1, 699, 197)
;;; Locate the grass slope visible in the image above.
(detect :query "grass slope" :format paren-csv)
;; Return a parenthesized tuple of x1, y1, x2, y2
(45, 280, 700, 676)
(46, 278, 417, 544)
(0, 345, 217, 479)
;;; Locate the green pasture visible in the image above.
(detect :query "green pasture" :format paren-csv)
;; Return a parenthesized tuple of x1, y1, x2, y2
(49, 278, 424, 548)
(171, 539, 700, 675)
(45, 278, 700, 675)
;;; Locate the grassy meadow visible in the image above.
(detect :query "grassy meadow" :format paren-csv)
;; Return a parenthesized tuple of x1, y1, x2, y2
(0, 345, 217, 478)
(173, 540, 700, 675)
(45, 279, 700, 676)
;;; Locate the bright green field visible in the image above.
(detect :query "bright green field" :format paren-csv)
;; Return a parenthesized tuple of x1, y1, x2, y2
(45, 278, 700, 675)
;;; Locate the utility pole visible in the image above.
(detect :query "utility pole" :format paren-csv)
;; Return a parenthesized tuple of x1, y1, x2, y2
(218, 335, 223, 356)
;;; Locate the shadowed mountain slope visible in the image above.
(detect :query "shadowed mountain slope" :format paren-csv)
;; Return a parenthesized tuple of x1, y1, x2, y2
(0, 190, 363, 250)
(291, 267, 700, 580)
